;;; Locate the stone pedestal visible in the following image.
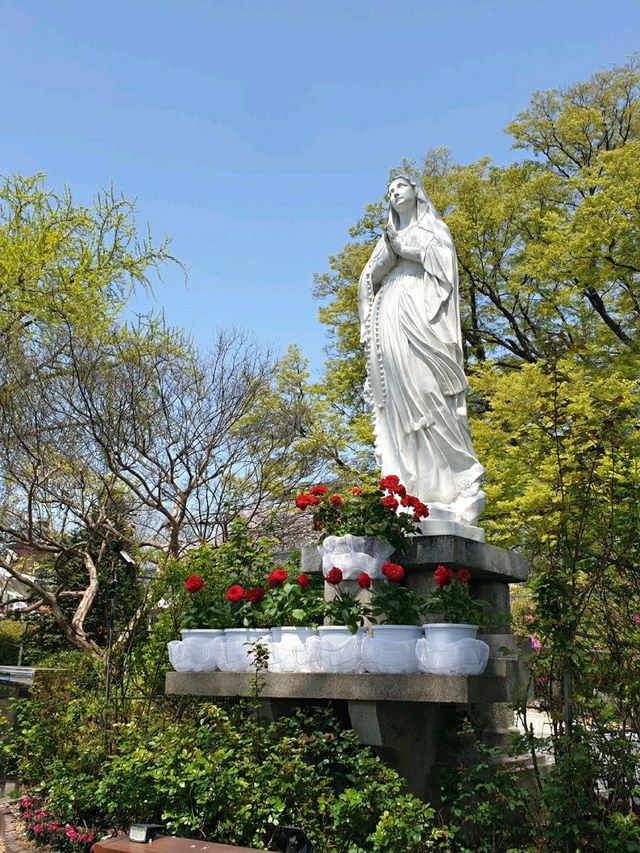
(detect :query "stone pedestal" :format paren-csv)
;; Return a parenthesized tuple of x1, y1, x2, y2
(166, 535, 529, 802)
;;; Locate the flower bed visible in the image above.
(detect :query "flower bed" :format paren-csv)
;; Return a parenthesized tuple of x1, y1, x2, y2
(16, 796, 95, 853)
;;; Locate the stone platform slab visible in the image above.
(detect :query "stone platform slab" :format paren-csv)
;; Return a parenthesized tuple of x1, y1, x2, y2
(165, 670, 512, 705)
(302, 534, 528, 583)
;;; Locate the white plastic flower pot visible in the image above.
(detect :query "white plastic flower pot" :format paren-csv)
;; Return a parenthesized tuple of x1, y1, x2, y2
(422, 623, 478, 647)
(180, 628, 225, 641)
(361, 625, 422, 673)
(168, 629, 225, 672)
(416, 624, 489, 675)
(219, 628, 272, 672)
(318, 535, 394, 580)
(268, 627, 318, 672)
(307, 626, 364, 673)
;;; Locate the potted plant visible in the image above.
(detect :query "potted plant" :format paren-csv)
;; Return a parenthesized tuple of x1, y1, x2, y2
(294, 476, 429, 579)
(306, 566, 368, 674)
(422, 565, 484, 643)
(360, 562, 424, 673)
(180, 573, 229, 631)
(260, 568, 324, 672)
(416, 566, 490, 675)
(168, 574, 228, 672)
(219, 581, 272, 672)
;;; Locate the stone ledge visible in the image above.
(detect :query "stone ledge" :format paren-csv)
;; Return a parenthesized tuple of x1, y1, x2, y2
(165, 670, 512, 704)
(302, 535, 528, 583)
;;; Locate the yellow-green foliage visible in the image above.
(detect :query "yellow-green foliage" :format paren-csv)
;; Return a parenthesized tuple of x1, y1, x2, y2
(0, 174, 175, 339)
(470, 356, 639, 553)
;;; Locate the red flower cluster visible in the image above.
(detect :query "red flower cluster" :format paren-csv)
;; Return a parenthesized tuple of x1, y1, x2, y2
(325, 566, 343, 585)
(434, 565, 453, 587)
(226, 584, 245, 603)
(295, 492, 322, 510)
(184, 574, 204, 594)
(357, 571, 371, 589)
(379, 474, 405, 495)
(433, 565, 472, 587)
(329, 494, 344, 506)
(378, 475, 429, 521)
(244, 586, 266, 604)
(18, 797, 95, 849)
(297, 573, 310, 587)
(382, 561, 405, 583)
(309, 484, 328, 496)
(400, 493, 429, 521)
(351, 487, 362, 495)
(267, 568, 288, 587)
(380, 494, 399, 511)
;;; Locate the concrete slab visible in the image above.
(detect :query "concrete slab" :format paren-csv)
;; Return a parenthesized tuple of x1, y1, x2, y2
(301, 535, 528, 583)
(165, 670, 511, 704)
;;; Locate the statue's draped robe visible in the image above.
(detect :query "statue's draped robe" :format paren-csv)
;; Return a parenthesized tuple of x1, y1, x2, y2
(358, 216, 484, 521)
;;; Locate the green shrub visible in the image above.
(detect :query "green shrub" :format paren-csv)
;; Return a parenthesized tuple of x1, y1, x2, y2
(438, 718, 536, 853)
(0, 619, 23, 665)
(11, 691, 447, 852)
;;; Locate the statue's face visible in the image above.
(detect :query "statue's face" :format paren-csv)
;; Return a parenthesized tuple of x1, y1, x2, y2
(388, 178, 417, 212)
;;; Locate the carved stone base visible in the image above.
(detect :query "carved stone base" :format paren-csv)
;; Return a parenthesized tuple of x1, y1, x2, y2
(417, 518, 485, 542)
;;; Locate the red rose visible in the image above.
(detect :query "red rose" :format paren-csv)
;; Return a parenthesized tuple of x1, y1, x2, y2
(382, 562, 405, 582)
(184, 574, 204, 594)
(295, 493, 311, 510)
(297, 573, 310, 587)
(380, 495, 399, 511)
(245, 586, 266, 604)
(325, 567, 343, 585)
(456, 568, 471, 584)
(434, 566, 453, 587)
(309, 484, 328, 496)
(357, 572, 371, 589)
(267, 568, 288, 587)
(329, 494, 344, 506)
(226, 584, 245, 603)
(295, 493, 322, 510)
(351, 487, 362, 495)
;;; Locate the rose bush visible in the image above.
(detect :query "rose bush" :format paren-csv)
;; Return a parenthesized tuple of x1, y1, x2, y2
(424, 565, 485, 625)
(294, 476, 429, 550)
(366, 563, 425, 626)
(181, 574, 230, 630)
(261, 569, 325, 627)
(9, 685, 448, 853)
(323, 568, 369, 634)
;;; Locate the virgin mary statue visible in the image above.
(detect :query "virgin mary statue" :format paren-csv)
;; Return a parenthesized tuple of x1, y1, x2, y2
(358, 174, 485, 529)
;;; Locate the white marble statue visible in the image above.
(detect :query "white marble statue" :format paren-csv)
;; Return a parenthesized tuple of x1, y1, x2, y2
(358, 174, 485, 531)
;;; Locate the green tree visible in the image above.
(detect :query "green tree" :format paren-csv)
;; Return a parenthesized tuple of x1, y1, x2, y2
(0, 173, 175, 344)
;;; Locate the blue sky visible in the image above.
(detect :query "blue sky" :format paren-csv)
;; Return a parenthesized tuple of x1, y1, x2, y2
(1, 0, 638, 372)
